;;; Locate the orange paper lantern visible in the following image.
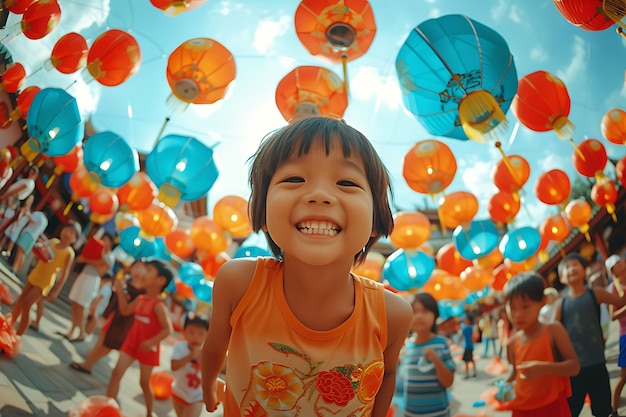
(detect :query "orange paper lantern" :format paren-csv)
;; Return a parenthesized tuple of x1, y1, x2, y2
(47, 32, 88, 74)
(601, 108, 626, 145)
(488, 191, 521, 224)
(21, 0, 61, 40)
(591, 177, 618, 220)
(150, 0, 208, 16)
(9, 85, 41, 125)
(117, 172, 157, 212)
(492, 154, 530, 195)
(421, 269, 466, 301)
(150, 371, 174, 400)
(435, 242, 472, 276)
(190, 216, 231, 256)
(565, 198, 592, 239)
(137, 201, 178, 238)
(539, 213, 570, 243)
(389, 211, 431, 249)
(69, 163, 98, 200)
(165, 227, 195, 259)
(460, 265, 492, 292)
(572, 138, 607, 178)
(403, 140, 457, 196)
(352, 251, 385, 281)
(0, 63, 26, 93)
(474, 247, 504, 270)
(213, 195, 252, 239)
(616, 155, 626, 187)
(438, 191, 479, 229)
(534, 169, 571, 205)
(89, 187, 119, 224)
(275, 66, 347, 122)
(87, 29, 141, 86)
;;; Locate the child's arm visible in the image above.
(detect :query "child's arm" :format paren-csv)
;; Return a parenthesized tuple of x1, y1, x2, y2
(505, 334, 517, 383)
(114, 279, 139, 316)
(140, 301, 172, 352)
(371, 290, 413, 417)
(595, 286, 626, 309)
(423, 345, 454, 388)
(516, 322, 580, 380)
(47, 249, 75, 302)
(202, 258, 257, 413)
(77, 253, 111, 276)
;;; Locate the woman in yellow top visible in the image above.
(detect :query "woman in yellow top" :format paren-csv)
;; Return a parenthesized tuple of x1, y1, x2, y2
(11, 222, 81, 336)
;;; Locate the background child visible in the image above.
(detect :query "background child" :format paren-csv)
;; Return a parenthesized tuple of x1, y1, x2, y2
(504, 272, 580, 417)
(556, 253, 626, 417)
(106, 258, 174, 417)
(171, 313, 209, 417)
(10, 222, 80, 336)
(538, 287, 559, 324)
(201, 117, 413, 416)
(397, 292, 455, 417)
(85, 272, 113, 336)
(461, 314, 476, 379)
(606, 254, 626, 417)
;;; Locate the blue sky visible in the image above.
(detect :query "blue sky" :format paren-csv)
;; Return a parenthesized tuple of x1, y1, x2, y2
(4, 0, 626, 230)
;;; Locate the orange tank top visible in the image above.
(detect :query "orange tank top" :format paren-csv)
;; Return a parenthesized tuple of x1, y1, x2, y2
(224, 257, 388, 417)
(512, 326, 572, 410)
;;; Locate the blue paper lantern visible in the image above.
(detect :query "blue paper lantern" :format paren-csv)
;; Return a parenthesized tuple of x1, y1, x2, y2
(453, 219, 499, 261)
(145, 134, 219, 208)
(24, 88, 84, 157)
(83, 131, 139, 188)
(179, 262, 204, 286)
(234, 231, 272, 259)
(395, 14, 517, 141)
(499, 226, 541, 263)
(192, 279, 213, 303)
(152, 236, 172, 261)
(118, 225, 157, 259)
(438, 300, 465, 320)
(465, 286, 490, 306)
(382, 249, 435, 292)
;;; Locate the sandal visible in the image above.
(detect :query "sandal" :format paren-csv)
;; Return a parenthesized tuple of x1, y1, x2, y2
(69, 362, 91, 374)
(69, 337, 85, 343)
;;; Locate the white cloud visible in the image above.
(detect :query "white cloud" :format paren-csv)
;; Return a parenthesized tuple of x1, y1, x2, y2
(350, 66, 402, 111)
(461, 159, 496, 199)
(252, 16, 291, 54)
(428, 8, 441, 19)
(530, 46, 549, 62)
(556, 36, 587, 86)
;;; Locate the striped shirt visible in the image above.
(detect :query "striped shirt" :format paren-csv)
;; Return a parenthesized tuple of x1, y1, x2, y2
(397, 335, 455, 417)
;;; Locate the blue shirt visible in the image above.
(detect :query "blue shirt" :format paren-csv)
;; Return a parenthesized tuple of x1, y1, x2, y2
(397, 335, 456, 417)
(461, 323, 474, 350)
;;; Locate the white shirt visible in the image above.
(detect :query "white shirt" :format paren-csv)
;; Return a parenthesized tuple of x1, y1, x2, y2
(171, 341, 203, 403)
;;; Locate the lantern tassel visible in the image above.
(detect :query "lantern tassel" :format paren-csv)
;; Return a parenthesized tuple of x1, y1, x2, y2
(494, 141, 522, 187)
(436, 201, 447, 236)
(553, 116, 575, 140)
(607, 203, 618, 222)
(154, 117, 171, 148)
(45, 174, 56, 189)
(341, 54, 349, 97)
(63, 201, 73, 216)
(459, 90, 509, 143)
(570, 139, 586, 161)
(602, 0, 626, 33)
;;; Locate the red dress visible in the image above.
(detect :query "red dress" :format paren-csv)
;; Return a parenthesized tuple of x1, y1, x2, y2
(120, 295, 164, 366)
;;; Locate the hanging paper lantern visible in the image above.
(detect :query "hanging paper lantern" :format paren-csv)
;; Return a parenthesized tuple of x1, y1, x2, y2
(452, 219, 499, 261)
(352, 251, 386, 281)
(146, 134, 219, 208)
(460, 265, 492, 292)
(117, 172, 157, 212)
(402, 140, 457, 196)
(21, 0, 61, 40)
(213, 195, 252, 239)
(68, 163, 99, 202)
(565, 198, 592, 240)
(275, 66, 347, 122)
(114, 211, 139, 232)
(22, 87, 83, 157)
(421, 269, 467, 301)
(0, 63, 26, 93)
(192, 279, 213, 303)
(233, 231, 271, 259)
(89, 187, 119, 224)
(173, 279, 195, 298)
(179, 262, 204, 286)
(601, 108, 626, 145)
(396, 14, 517, 142)
(46, 32, 88, 74)
(118, 225, 157, 259)
(602, 1, 626, 33)
(7, 85, 40, 127)
(389, 211, 431, 249)
(438, 191, 479, 229)
(166, 38, 236, 110)
(6, 0, 37, 14)
(492, 154, 530, 196)
(83, 131, 139, 188)
(491, 263, 513, 291)
(473, 247, 504, 269)
(137, 201, 178, 238)
(571, 138, 607, 179)
(616, 155, 626, 187)
(150, 0, 208, 16)
(591, 177, 618, 221)
(48, 143, 82, 188)
(436, 242, 472, 276)
(488, 191, 521, 224)
(150, 371, 175, 400)
(190, 216, 231, 256)
(200, 251, 230, 278)
(499, 226, 541, 263)
(539, 213, 570, 243)
(534, 169, 571, 205)
(382, 249, 435, 291)
(87, 29, 141, 86)
(552, 0, 616, 31)
(165, 227, 195, 259)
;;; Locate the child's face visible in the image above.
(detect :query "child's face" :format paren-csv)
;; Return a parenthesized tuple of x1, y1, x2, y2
(60, 226, 79, 245)
(560, 259, 586, 285)
(264, 138, 374, 264)
(184, 323, 208, 347)
(410, 300, 435, 334)
(612, 259, 626, 284)
(129, 262, 148, 288)
(143, 263, 165, 290)
(506, 294, 544, 331)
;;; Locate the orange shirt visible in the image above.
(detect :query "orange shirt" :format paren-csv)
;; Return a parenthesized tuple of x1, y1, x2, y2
(511, 326, 571, 411)
(224, 257, 388, 417)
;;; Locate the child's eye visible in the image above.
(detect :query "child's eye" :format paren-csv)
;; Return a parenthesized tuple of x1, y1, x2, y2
(337, 179, 359, 187)
(281, 176, 304, 183)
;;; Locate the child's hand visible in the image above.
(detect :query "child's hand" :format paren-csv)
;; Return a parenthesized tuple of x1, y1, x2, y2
(203, 378, 223, 412)
(190, 345, 202, 360)
(423, 347, 437, 362)
(113, 279, 125, 293)
(140, 340, 154, 352)
(516, 360, 545, 380)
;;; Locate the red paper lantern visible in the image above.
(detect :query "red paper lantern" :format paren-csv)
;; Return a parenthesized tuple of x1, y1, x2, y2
(137, 201, 178, 238)
(200, 251, 230, 278)
(616, 155, 626, 187)
(69, 163, 99, 200)
(539, 213, 570, 243)
(48, 32, 88, 74)
(591, 177, 618, 219)
(488, 191, 521, 224)
(0, 63, 26, 93)
(492, 154, 530, 195)
(213, 195, 252, 239)
(511, 70, 574, 140)
(438, 191, 479, 229)
(436, 242, 472, 276)
(117, 172, 157, 211)
(190, 216, 231, 256)
(150, 371, 174, 400)
(275, 66, 347, 122)
(565, 198, 592, 238)
(491, 263, 513, 291)
(402, 140, 457, 196)
(390, 211, 431, 249)
(165, 227, 195, 259)
(572, 138, 607, 178)
(89, 187, 119, 224)
(534, 169, 571, 205)
(6, 0, 36, 14)
(174, 279, 195, 298)
(11, 85, 40, 122)
(552, 0, 616, 31)
(150, 0, 208, 16)
(21, 0, 61, 40)
(52, 144, 83, 173)
(601, 108, 626, 145)
(87, 29, 141, 86)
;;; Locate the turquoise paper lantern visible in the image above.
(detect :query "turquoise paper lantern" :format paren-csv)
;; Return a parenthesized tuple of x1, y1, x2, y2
(24, 87, 83, 157)
(234, 232, 272, 259)
(83, 131, 139, 188)
(499, 226, 541, 263)
(146, 134, 219, 208)
(438, 300, 465, 320)
(382, 249, 435, 292)
(118, 225, 157, 259)
(179, 262, 204, 286)
(453, 219, 499, 261)
(192, 279, 213, 303)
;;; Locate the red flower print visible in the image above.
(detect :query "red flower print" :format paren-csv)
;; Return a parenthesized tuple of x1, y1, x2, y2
(315, 370, 356, 407)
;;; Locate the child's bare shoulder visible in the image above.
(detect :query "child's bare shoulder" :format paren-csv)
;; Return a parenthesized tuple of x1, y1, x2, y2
(214, 257, 260, 301)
